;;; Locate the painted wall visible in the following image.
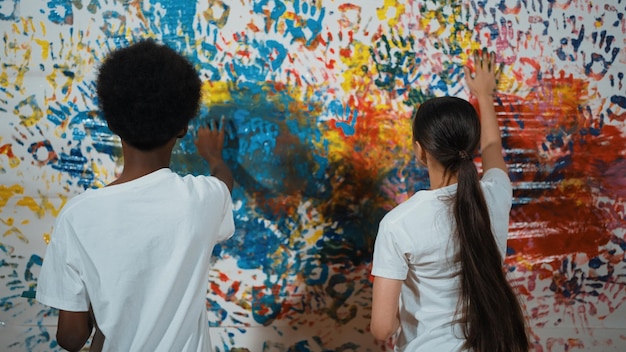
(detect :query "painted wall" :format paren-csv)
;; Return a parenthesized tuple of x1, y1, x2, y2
(1, 0, 625, 351)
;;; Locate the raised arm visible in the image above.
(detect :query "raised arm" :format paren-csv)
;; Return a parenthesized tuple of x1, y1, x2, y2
(463, 50, 507, 173)
(194, 117, 234, 193)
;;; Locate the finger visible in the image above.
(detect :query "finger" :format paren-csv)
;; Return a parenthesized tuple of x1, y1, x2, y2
(495, 62, 505, 77)
(210, 119, 218, 131)
(463, 66, 472, 80)
(479, 50, 484, 69)
(481, 48, 489, 68)
(489, 52, 495, 71)
(219, 115, 225, 131)
(473, 49, 479, 67)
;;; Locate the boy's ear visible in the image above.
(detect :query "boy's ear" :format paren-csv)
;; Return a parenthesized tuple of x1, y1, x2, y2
(177, 126, 188, 138)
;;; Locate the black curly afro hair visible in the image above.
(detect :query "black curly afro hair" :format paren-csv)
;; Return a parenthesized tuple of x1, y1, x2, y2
(96, 40, 201, 150)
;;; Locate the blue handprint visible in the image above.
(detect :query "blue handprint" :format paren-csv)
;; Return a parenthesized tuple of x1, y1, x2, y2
(0, 0, 18, 20)
(328, 98, 357, 136)
(47, 0, 73, 25)
(285, 0, 326, 46)
(582, 26, 620, 79)
(253, 0, 287, 33)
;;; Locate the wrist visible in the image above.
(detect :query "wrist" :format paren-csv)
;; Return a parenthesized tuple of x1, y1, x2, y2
(205, 155, 224, 164)
(475, 93, 495, 104)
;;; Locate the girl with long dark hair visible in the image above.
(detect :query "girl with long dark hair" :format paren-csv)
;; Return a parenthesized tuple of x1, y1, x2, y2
(370, 50, 530, 352)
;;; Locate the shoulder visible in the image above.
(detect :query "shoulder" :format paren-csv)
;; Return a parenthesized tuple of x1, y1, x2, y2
(56, 188, 100, 218)
(180, 174, 231, 195)
(380, 194, 418, 227)
(482, 167, 510, 183)
(382, 189, 443, 223)
(480, 168, 512, 198)
(378, 190, 439, 240)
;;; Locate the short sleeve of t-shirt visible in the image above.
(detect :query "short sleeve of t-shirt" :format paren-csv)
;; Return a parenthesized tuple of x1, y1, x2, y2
(215, 178, 235, 242)
(371, 220, 409, 280)
(36, 212, 90, 312)
(480, 168, 513, 256)
(481, 168, 512, 200)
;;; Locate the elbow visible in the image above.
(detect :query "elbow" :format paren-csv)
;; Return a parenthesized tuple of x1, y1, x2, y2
(56, 331, 89, 352)
(370, 320, 398, 341)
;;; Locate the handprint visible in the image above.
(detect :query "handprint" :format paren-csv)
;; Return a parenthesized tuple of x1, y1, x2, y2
(47, 0, 73, 25)
(100, 10, 127, 38)
(0, 0, 17, 20)
(581, 27, 619, 80)
(328, 98, 357, 136)
(337, 3, 361, 35)
(369, 29, 417, 92)
(201, 0, 230, 28)
(252, 0, 287, 33)
(147, 0, 198, 41)
(284, 0, 326, 46)
(495, 18, 518, 65)
(227, 39, 287, 83)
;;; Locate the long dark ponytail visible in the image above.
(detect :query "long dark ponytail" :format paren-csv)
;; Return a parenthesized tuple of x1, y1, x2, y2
(413, 96, 529, 352)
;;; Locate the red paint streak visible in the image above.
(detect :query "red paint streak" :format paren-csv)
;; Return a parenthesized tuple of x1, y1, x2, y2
(0, 144, 16, 159)
(260, 195, 299, 216)
(339, 48, 351, 58)
(271, 81, 287, 91)
(231, 281, 240, 294)
(512, 57, 542, 86)
(247, 21, 260, 32)
(218, 32, 230, 46)
(482, 73, 625, 261)
(370, 26, 385, 42)
(232, 31, 248, 44)
(284, 69, 302, 87)
(338, 3, 360, 11)
(546, 338, 585, 350)
(236, 50, 250, 58)
(500, 1, 522, 14)
(608, 108, 626, 123)
(210, 281, 225, 298)
(219, 272, 229, 282)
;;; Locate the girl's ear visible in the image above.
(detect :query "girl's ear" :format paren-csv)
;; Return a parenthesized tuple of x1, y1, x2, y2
(177, 126, 188, 138)
(414, 141, 427, 166)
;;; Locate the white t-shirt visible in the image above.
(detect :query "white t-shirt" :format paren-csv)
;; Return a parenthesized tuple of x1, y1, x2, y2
(371, 168, 512, 352)
(36, 168, 235, 352)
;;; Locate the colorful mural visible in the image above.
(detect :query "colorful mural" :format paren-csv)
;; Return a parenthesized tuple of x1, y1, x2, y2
(1, 0, 625, 351)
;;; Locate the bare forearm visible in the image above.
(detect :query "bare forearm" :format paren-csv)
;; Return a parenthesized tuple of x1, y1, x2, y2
(477, 94, 507, 172)
(206, 157, 234, 193)
(371, 277, 402, 341)
(477, 94, 501, 150)
(371, 314, 400, 341)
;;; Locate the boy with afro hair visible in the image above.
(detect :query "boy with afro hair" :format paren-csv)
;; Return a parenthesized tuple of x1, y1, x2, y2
(36, 40, 235, 351)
